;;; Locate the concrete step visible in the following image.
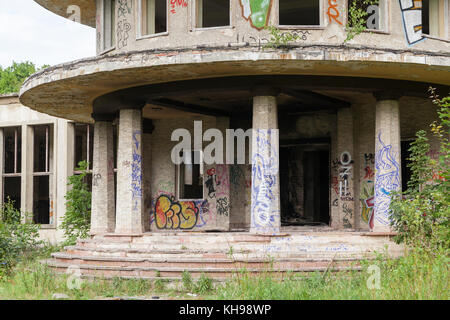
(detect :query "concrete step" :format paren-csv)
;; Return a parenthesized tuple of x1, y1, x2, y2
(42, 259, 362, 279)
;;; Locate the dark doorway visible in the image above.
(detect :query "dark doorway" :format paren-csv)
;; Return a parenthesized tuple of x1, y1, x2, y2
(280, 144, 330, 226)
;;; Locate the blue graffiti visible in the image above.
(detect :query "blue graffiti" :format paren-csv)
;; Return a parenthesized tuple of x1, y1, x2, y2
(131, 131, 142, 211)
(374, 133, 401, 226)
(251, 129, 280, 232)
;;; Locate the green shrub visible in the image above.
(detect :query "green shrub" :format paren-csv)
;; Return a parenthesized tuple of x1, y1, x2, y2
(61, 161, 92, 245)
(390, 90, 450, 252)
(0, 198, 41, 275)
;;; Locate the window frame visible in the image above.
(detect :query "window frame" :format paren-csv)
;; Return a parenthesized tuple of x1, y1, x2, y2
(176, 149, 205, 202)
(137, 0, 169, 40)
(192, 0, 233, 31)
(277, 0, 324, 29)
(31, 124, 55, 228)
(421, 0, 449, 41)
(101, 0, 116, 53)
(1, 126, 22, 213)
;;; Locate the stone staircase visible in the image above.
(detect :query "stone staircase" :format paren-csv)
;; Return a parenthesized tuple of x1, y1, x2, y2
(41, 231, 404, 281)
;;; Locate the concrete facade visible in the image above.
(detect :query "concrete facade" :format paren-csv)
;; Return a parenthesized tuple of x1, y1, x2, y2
(8, 1, 450, 242)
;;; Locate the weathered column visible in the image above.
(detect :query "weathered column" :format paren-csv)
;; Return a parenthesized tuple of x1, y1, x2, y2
(115, 108, 145, 234)
(250, 93, 281, 234)
(373, 91, 402, 232)
(90, 114, 116, 235)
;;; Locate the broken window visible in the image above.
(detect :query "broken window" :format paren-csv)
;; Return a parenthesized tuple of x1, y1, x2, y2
(2, 127, 22, 212)
(32, 125, 53, 225)
(279, 0, 320, 26)
(196, 0, 230, 28)
(103, 0, 116, 49)
(74, 123, 94, 171)
(422, 0, 446, 38)
(347, 0, 387, 31)
(401, 140, 414, 192)
(178, 150, 204, 200)
(141, 0, 167, 35)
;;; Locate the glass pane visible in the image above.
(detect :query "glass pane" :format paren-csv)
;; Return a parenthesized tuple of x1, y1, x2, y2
(280, 0, 320, 26)
(199, 0, 230, 28)
(33, 175, 50, 224)
(3, 177, 21, 212)
(3, 127, 21, 174)
(33, 125, 50, 173)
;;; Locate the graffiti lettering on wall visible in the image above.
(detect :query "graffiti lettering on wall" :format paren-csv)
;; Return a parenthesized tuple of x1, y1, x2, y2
(327, 0, 343, 25)
(342, 203, 353, 228)
(217, 197, 230, 216)
(205, 168, 217, 198)
(251, 129, 280, 232)
(154, 195, 199, 230)
(131, 131, 142, 211)
(116, 0, 132, 49)
(170, 0, 188, 14)
(228, 31, 311, 50)
(339, 151, 353, 201)
(374, 133, 401, 227)
(216, 164, 230, 198)
(239, 0, 274, 29)
(399, 0, 424, 45)
(93, 174, 102, 187)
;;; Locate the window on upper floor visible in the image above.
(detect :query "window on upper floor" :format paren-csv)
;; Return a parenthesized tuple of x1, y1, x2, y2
(103, 0, 116, 49)
(279, 0, 321, 26)
(347, 0, 387, 31)
(2, 127, 22, 212)
(140, 0, 167, 36)
(422, 0, 448, 38)
(196, 0, 230, 28)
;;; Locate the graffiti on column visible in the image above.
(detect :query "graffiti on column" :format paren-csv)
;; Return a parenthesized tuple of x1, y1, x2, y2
(131, 130, 142, 212)
(327, 0, 343, 25)
(399, 0, 424, 45)
(239, 0, 274, 30)
(205, 168, 217, 199)
(251, 129, 279, 232)
(374, 133, 401, 226)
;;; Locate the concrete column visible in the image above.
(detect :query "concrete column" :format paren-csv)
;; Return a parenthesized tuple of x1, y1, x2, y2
(336, 107, 355, 229)
(115, 109, 145, 234)
(373, 91, 402, 232)
(250, 94, 281, 234)
(21, 125, 33, 223)
(91, 115, 116, 234)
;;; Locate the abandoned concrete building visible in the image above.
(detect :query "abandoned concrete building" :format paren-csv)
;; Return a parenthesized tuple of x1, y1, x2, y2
(10, 0, 450, 277)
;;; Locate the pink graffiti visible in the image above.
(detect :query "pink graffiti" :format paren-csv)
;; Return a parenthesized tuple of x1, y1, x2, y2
(170, 0, 188, 14)
(364, 166, 375, 180)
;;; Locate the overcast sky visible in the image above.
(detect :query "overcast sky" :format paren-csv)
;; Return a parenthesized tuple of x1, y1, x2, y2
(0, 0, 96, 69)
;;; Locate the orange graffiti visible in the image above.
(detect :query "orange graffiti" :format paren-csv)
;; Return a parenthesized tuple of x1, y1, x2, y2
(155, 195, 198, 229)
(327, 0, 343, 25)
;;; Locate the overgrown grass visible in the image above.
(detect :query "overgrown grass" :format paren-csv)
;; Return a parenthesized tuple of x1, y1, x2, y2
(0, 245, 447, 300)
(215, 249, 449, 300)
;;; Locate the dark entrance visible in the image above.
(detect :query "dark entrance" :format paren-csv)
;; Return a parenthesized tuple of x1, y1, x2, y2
(280, 143, 330, 226)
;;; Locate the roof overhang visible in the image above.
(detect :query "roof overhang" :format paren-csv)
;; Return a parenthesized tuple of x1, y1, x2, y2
(34, 0, 95, 27)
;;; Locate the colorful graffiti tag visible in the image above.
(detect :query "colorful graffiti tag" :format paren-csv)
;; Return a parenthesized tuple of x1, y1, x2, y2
(251, 129, 280, 232)
(239, 0, 274, 30)
(327, 0, 343, 25)
(154, 195, 199, 230)
(360, 182, 375, 229)
(399, 0, 424, 45)
(374, 133, 401, 227)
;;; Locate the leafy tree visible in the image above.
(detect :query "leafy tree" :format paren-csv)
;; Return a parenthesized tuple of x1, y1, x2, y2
(61, 161, 92, 245)
(0, 61, 49, 94)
